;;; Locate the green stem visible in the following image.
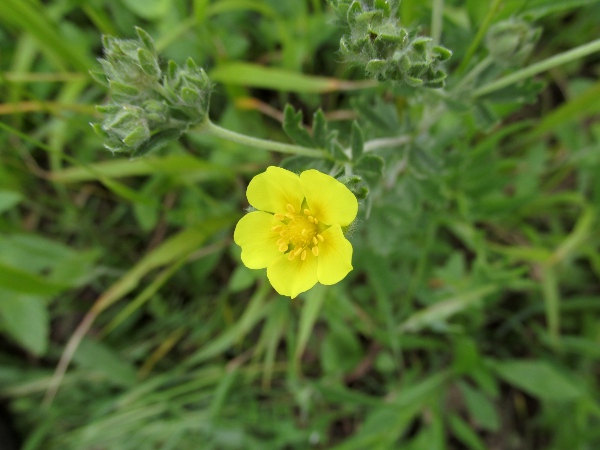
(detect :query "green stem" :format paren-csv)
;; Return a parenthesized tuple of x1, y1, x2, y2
(199, 120, 327, 158)
(473, 38, 600, 98)
(431, 0, 444, 45)
(455, 0, 503, 74)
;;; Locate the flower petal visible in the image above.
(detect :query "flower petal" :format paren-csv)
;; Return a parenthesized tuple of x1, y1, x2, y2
(246, 166, 304, 214)
(267, 252, 318, 298)
(234, 211, 283, 269)
(300, 170, 358, 226)
(316, 224, 353, 285)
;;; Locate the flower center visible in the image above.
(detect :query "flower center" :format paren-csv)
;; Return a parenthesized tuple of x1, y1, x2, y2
(272, 203, 324, 261)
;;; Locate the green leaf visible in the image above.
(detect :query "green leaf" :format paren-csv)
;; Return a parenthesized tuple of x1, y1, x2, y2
(0, 292, 49, 355)
(490, 359, 583, 401)
(74, 338, 137, 387)
(354, 154, 384, 178)
(0, 190, 22, 213)
(449, 414, 487, 450)
(350, 121, 364, 160)
(458, 381, 500, 432)
(0, 262, 68, 296)
(210, 62, 363, 93)
(283, 105, 315, 147)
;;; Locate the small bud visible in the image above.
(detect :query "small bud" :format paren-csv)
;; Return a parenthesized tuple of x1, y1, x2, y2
(485, 18, 541, 67)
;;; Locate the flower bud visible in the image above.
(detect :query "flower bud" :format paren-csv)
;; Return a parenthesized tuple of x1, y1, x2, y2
(485, 19, 541, 67)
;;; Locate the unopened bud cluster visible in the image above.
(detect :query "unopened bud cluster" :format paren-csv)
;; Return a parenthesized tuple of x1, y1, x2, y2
(329, 0, 452, 88)
(92, 28, 211, 157)
(485, 18, 541, 67)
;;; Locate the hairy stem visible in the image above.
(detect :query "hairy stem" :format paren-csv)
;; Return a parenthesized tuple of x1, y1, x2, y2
(199, 120, 327, 158)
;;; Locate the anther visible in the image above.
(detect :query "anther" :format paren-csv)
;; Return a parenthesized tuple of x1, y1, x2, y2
(294, 247, 303, 257)
(274, 213, 285, 221)
(288, 251, 295, 260)
(272, 225, 283, 232)
(303, 209, 311, 216)
(317, 234, 324, 242)
(280, 230, 288, 237)
(307, 216, 314, 223)
(312, 237, 318, 245)
(301, 250, 307, 261)
(277, 238, 287, 246)
(278, 244, 288, 252)
(301, 229, 307, 236)
(285, 213, 294, 220)
(312, 246, 319, 256)
(313, 218, 319, 224)
(286, 204, 295, 213)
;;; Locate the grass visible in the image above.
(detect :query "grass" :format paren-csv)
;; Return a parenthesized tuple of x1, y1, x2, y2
(1, 0, 600, 449)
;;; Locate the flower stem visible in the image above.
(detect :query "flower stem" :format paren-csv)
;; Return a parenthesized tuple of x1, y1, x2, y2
(199, 120, 327, 158)
(473, 38, 600, 98)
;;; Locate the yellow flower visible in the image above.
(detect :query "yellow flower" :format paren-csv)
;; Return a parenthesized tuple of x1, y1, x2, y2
(234, 166, 358, 298)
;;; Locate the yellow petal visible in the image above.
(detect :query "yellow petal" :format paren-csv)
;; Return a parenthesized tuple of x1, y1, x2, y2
(300, 169, 358, 226)
(234, 211, 283, 269)
(246, 166, 304, 214)
(316, 224, 353, 285)
(267, 251, 318, 298)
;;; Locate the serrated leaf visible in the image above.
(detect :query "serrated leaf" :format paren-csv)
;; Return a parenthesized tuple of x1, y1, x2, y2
(354, 154, 384, 177)
(312, 109, 328, 147)
(350, 121, 364, 160)
(283, 105, 315, 147)
(330, 142, 350, 162)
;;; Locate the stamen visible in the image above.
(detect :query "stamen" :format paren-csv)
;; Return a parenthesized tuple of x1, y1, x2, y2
(280, 230, 288, 237)
(307, 216, 314, 223)
(277, 238, 287, 246)
(285, 213, 294, 220)
(301, 249, 307, 261)
(301, 229, 307, 236)
(272, 225, 283, 232)
(303, 209, 311, 216)
(312, 246, 319, 256)
(294, 247, 303, 257)
(313, 218, 318, 224)
(312, 237, 318, 245)
(286, 204, 295, 213)
(317, 234, 324, 242)
(274, 213, 285, 221)
(288, 251, 295, 260)
(278, 244, 288, 252)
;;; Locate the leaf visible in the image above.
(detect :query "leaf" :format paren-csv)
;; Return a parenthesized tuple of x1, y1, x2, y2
(490, 359, 583, 401)
(350, 121, 364, 160)
(0, 292, 49, 355)
(51, 154, 233, 183)
(354, 154, 384, 178)
(399, 286, 498, 333)
(0, 190, 22, 213)
(458, 381, 500, 432)
(449, 414, 487, 450)
(283, 105, 314, 147)
(0, 262, 68, 296)
(294, 285, 327, 367)
(73, 338, 137, 387)
(210, 62, 366, 93)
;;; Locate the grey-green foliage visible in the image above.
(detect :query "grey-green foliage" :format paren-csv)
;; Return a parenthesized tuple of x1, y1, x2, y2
(329, 0, 452, 87)
(92, 28, 212, 158)
(485, 18, 542, 67)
